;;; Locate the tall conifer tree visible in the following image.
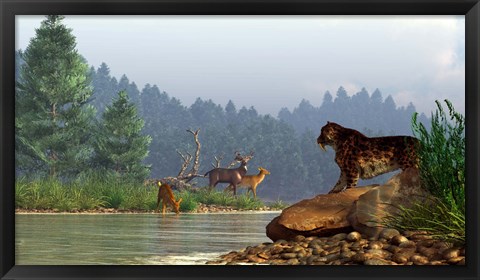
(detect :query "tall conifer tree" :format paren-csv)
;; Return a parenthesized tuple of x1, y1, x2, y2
(16, 15, 96, 178)
(94, 91, 151, 182)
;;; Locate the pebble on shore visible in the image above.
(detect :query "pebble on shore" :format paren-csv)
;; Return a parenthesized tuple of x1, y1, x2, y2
(206, 229, 466, 266)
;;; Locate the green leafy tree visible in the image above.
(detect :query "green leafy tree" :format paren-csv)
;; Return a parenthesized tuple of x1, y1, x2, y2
(16, 15, 96, 178)
(94, 91, 152, 182)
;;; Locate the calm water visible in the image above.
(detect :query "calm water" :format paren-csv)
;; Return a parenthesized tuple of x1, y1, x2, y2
(15, 212, 280, 265)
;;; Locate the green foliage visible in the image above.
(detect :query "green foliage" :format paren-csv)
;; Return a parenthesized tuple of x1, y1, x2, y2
(93, 91, 152, 182)
(233, 195, 264, 210)
(16, 176, 272, 212)
(15, 177, 106, 211)
(267, 198, 290, 210)
(175, 188, 266, 210)
(412, 99, 465, 213)
(382, 99, 465, 245)
(175, 191, 199, 212)
(16, 15, 96, 179)
(381, 197, 465, 246)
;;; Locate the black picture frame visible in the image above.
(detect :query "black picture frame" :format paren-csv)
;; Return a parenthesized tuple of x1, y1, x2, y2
(1, 0, 479, 279)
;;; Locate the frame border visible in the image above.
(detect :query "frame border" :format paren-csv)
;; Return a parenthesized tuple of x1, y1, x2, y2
(1, 0, 479, 279)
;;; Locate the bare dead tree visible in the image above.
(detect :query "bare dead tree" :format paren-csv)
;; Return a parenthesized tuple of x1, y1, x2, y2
(144, 129, 204, 191)
(144, 128, 255, 192)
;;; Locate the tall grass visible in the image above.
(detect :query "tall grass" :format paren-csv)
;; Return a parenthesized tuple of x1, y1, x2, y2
(412, 99, 465, 213)
(382, 99, 465, 245)
(16, 172, 272, 212)
(381, 197, 465, 245)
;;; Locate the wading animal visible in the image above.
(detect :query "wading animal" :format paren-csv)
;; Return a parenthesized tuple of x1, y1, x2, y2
(317, 121, 419, 193)
(156, 181, 183, 214)
(204, 153, 253, 196)
(225, 167, 270, 199)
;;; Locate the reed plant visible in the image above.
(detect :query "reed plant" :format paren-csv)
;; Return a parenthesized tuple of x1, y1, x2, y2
(412, 99, 465, 213)
(382, 99, 465, 245)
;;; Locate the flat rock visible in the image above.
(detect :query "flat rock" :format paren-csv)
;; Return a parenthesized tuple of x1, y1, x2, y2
(266, 187, 373, 241)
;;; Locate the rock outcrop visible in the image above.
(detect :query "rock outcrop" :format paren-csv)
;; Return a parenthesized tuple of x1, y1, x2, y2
(266, 168, 429, 241)
(348, 168, 430, 238)
(266, 186, 374, 241)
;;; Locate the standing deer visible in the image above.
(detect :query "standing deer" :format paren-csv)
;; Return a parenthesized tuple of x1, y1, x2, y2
(156, 181, 183, 215)
(204, 152, 253, 196)
(225, 167, 270, 199)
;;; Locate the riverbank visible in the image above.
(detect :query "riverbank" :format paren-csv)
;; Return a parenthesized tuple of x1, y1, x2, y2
(206, 229, 466, 265)
(15, 203, 282, 214)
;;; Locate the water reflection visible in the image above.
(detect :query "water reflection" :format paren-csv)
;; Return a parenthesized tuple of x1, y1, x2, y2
(15, 212, 280, 265)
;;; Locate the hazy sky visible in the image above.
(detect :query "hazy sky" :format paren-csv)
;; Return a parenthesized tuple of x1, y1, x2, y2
(16, 15, 465, 116)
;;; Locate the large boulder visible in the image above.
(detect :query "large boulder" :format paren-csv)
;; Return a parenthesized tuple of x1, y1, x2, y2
(266, 168, 430, 241)
(266, 186, 374, 241)
(347, 168, 430, 238)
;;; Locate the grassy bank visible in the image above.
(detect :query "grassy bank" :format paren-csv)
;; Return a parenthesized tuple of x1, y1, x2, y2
(382, 100, 465, 245)
(15, 177, 288, 212)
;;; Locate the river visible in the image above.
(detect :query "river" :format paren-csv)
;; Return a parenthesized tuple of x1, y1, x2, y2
(15, 212, 280, 265)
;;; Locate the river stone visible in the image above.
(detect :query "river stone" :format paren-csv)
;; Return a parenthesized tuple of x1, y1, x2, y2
(442, 248, 460, 259)
(364, 258, 395, 265)
(347, 231, 362, 242)
(390, 235, 409, 245)
(351, 252, 373, 263)
(410, 254, 429, 265)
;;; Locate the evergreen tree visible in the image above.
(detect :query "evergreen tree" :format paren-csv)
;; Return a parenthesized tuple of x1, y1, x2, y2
(91, 62, 118, 117)
(16, 15, 96, 178)
(93, 91, 152, 182)
(117, 74, 140, 106)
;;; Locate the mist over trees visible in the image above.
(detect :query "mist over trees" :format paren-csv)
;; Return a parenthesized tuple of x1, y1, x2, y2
(15, 16, 431, 202)
(83, 62, 430, 201)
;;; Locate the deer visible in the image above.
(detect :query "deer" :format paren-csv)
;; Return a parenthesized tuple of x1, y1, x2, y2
(225, 167, 270, 199)
(155, 181, 183, 215)
(204, 152, 254, 196)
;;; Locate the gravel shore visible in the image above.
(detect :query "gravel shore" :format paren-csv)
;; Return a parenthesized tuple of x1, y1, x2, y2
(206, 229, 465, 265)
(15, 204, 281, 214)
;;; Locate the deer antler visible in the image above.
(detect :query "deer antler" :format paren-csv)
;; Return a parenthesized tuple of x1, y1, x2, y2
(231, 150, 254, 165)
(211, 154, 225, 168)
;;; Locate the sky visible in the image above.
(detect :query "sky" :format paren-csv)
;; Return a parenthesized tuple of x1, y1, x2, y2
(16, 15, 465, 117)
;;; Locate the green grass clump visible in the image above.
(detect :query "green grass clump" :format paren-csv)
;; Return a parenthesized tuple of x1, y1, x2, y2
(232, 194, 264, 210)
(412, 99, 465, 213)
(382, 99, 465, 245)
(381, 197, 465, 246)
(175, 191, 199, 212)
(16, 174, 271, 212)
(267, 198, 289, 210)
(171, 188, 266, 211)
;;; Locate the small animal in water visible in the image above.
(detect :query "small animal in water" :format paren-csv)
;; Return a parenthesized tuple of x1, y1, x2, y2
(225, 167, 271, 199)
(156, 181, 183, 214)
(317, 121, 419, 193)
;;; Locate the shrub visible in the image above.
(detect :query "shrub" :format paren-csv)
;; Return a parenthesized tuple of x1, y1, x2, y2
(383, 99, 465, 245)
